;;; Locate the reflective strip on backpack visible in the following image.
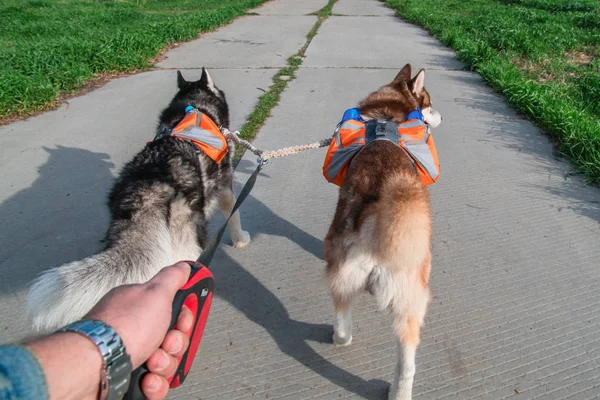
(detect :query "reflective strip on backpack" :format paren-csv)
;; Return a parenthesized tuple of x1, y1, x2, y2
(340, 120, 365, 131)
(399, 119, 424, 129)
(326, 143, 363, 182)
(176, 126, 226, 150)
(403, 140, 439, 180)
(334, 128, 342, 148)
(324, 115, 439, 187)
(398, 119, 427, 141)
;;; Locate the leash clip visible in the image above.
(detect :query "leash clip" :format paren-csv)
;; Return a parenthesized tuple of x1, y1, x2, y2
(257, 156, 268, 166)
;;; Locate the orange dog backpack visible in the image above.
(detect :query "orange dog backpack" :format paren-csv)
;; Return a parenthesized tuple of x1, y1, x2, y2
(163, 106, 228, 164)
(323, 108, 440, 187)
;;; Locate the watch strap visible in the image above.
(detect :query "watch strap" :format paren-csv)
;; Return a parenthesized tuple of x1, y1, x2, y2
(58, 320, 133, 400)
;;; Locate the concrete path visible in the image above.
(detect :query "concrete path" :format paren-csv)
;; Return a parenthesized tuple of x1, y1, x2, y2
(1, 0, 600, 398)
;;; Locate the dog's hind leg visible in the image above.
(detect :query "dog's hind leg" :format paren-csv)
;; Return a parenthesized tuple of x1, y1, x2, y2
(387, 259, 431, 400)
(169, 195, 202, 261)
(327, 253, 374, 346)
(218, 186, 250, 248)
(331, 291, 354, 346)
(389, 315, 421, 400)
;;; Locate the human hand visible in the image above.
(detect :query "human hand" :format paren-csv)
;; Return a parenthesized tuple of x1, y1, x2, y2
(85, 262, 194, 400)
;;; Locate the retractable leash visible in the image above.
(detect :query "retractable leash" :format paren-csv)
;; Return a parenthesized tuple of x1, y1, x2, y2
(123, 162, 263, 400)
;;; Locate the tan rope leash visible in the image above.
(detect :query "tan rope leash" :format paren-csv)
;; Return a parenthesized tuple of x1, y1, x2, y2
(221, 128, 332, 162)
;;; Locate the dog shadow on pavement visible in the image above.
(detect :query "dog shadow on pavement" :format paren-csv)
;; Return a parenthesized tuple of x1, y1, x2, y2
(228, 159, 327, 261)
(0, 146, 115, 298)
(211, 250, 390, 400)
(207, 160, 390, 399)
(1, 146, 390, 397)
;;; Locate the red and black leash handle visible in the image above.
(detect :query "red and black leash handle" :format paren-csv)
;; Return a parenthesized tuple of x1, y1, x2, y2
(123, 163, 262, 399)
(123, 261, 214, 400)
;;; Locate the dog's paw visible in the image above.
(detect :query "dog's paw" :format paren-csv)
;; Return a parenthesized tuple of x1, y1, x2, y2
(233, 231, 251, 248)
(388, 385, 411, 400)
(333, 332, 352, 347)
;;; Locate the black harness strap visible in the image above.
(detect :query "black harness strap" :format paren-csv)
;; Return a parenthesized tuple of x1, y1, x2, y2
(364, 119, 420, 177)
(365, 119, 399, 145)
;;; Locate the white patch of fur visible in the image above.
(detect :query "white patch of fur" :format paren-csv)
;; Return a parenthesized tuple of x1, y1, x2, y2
(389, 341, 417, 400)
(330, 240, 376, 296)
(218, 186, 251, 248)
(375, 265, 429, 400)
(169, 195, 202, 261)
(329, 245, 376, 346)
(204, 69, 217, 94)
(329, 214, 430, 312)
(329, 221, 378, 346)
(27, 223, 173, 331)
(199, 143, 251, 248)
(412, 70, 425, 94)
(370, 267, 430, 322)
(197, 155, 219, 216)
(334, 307, 353, 346)
(412, 69, 443, 128)
(27, 256, 112, 331)
(27, 201, 176, 331)
(422, 106, 442, 128)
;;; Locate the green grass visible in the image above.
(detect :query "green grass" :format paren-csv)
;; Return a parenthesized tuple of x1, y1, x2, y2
(312, 0, 338, 17)
(236, 0, 337, 157)
(385, 0, 600, 184)
(0, 0, 268, 120)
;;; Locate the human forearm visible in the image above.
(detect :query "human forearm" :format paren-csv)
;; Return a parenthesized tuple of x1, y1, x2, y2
(25, 332, 103, 400)
(5, 263, 192, 400)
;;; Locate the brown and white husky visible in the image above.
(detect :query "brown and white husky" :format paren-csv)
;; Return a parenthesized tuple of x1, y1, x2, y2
(324, 64, 442, 400)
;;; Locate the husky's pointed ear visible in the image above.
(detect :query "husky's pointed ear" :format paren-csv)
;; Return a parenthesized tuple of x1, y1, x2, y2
(199, 67, 216, 93)
(177, 71, 188, 89)
(393, 63, 412, 83)
(411, 68, 425, 94)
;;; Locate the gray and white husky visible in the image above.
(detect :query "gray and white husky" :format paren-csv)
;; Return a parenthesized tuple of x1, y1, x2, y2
(27, 69, 250, 331)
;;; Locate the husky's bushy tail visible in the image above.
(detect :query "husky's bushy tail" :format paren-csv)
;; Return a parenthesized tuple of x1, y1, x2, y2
(27, 207, 174, 332)
(374, 171, 431, 271)
(28, 252, 127, 331)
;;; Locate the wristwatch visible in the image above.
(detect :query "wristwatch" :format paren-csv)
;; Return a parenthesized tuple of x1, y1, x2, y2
(58, 320, 133, 400)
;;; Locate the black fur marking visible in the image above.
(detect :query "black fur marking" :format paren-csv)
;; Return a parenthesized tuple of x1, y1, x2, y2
(25, 68, 244, 331)
(107, 69, 233, 250)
